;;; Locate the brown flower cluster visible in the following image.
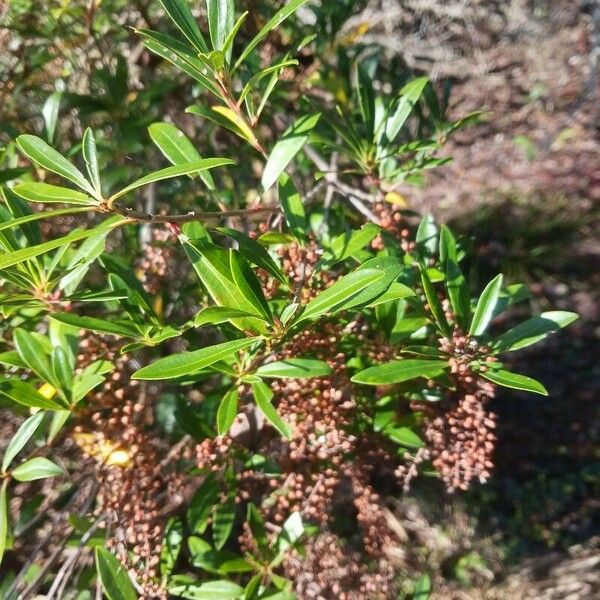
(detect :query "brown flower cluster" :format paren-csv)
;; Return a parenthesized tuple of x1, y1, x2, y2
(399, 330, 498, 493)
(284, 533, 396, 600)
(371, 202, 414, 252)
(136, 227, 176, 295)
(74, 335, 181, 599)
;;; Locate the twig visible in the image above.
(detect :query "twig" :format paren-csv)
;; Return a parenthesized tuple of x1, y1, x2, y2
(110, 203, 281, 224)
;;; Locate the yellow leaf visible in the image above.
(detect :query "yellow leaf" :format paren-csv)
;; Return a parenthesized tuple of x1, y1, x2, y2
(211, 106, 259, 146)
(385, 192, 408, 207)
(38, 383, 57, 399)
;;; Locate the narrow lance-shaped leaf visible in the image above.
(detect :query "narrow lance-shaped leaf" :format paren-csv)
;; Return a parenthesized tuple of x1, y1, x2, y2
(420, 267, 451, 337)
(0, 206, 91, 234)
(82, 128, 102, 195)
(217, 388, 239, 435)
(233, 0, 309, 71)
(109, 158, 234, 202)
(206, 0, 234, 53)
(480, 368, 548, 396)
(2, 411, 46, 473)
(256, 358, 332, 379)
(133, 337, 257, 380)
(469, 274, 503, 337)
(278, 173, 307, 243)
(252, 380, 292, 439)
(229, 250, 273, 322)
(262, 113, 321, 190)
(494, 311, 579, 352)
(299, 268, 386, 323)
(351, 359, 449, 385)
(0, 218, 125, 270)
(385, 77, 429, 141)
(157, 0, 208, 52)
(16, 135, 96, 196)
(0, 480, 8, 567)
(42, 92, 62, 144)
(11, 457, 63, 481)
(14, 182, 96, 205)
(148, 122, 215, 189)
(95, 547, 137, 600)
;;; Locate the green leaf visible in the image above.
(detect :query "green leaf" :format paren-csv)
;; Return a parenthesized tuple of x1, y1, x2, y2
(182, 239, 268, 333)
(229, 250, 273, 322)
(216, 388, 238, 435)
(95, 547, 137, 600)
(216, 227, 286, 283)
(133, 337, 256, 380)
(221, 11, 248, 59)
(188, 475, 220, 534)
(262, 113, 320, 190)
(300, 268, 386, 322)
(278, 173, 307, 243)
(385, 77, 429, 141)
(42, 92, 62, 144)
(16, 135, 96, 196)
(439, 225, 470, 329)
(233, 0, 309, 70)
(469, 274, 503, 336)
(256, 358, 331, 379)
(238, 59, 299, 106)
(2, 411, 45, 473)
(480, 368, 548, 396)
(51, 313, 140, 338)
(1, 187, 42, 245)
(194, 306, 259, 328)
(82, 128, 102, 195)
(325, 223, 380, 265)
(137, 29, 220, 96)
(160, 518, 184, 584)
(385, 425, 424, 449)
(187, 105, 260, 149)
(0, 219, 123, 270)
(494, 311, 579, 352)
(0, 206, 90, 234)
(413, 574, 432, 600)
(169, 579, 243, 600)
(110, 158, 233, 201)
(51, 346, 74, 397)
(252, 381, 292, 439)
(14, 182, 95, 205)
(213, 497, 236, 550)
(206, 0, 234, 53)
(13, 328, 55, 384)
(420, 266, 451, 337)
(351, 359, 448, 385)
(0, 379, 68, 411)
(158, 0, 209, 52)
(356, 65, 375, 135)
(415, 214, 438, 256)
(0, 480, 7, 567)
(12, 457, 63, 481)
(148, 122, 215, 190)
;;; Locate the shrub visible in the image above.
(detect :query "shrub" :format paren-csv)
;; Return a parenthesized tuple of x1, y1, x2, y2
(0, 1, 577, 598)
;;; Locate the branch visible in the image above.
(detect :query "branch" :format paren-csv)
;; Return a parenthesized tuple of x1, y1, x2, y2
(109, 203, 281, 224)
